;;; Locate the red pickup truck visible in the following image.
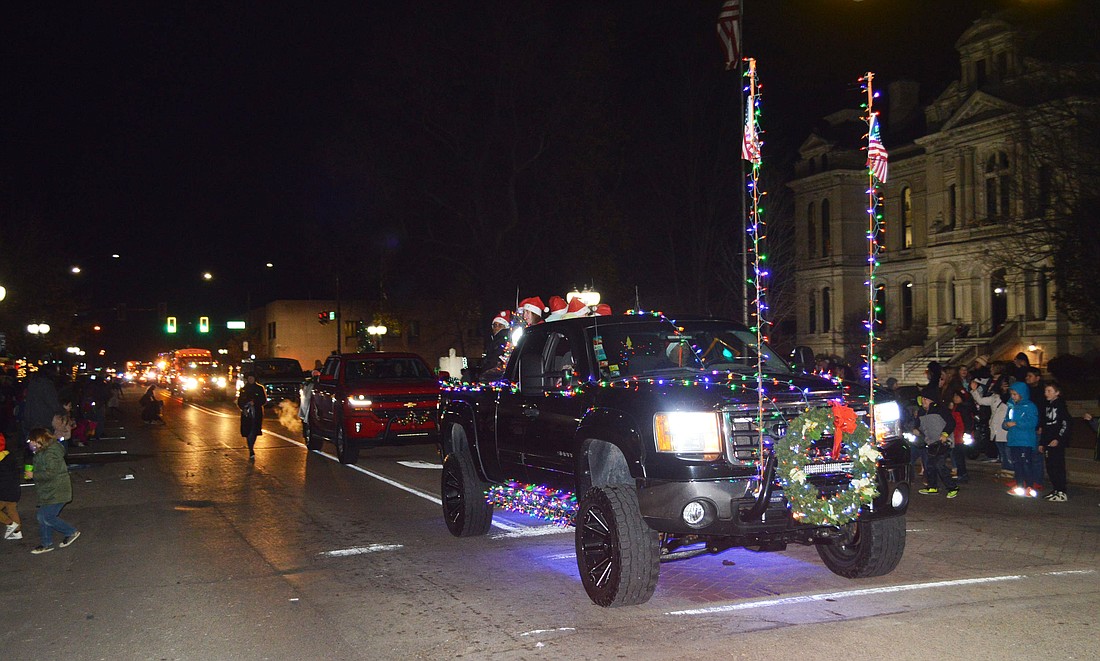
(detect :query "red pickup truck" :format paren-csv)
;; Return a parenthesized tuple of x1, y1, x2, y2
(304, 352, 441, 463)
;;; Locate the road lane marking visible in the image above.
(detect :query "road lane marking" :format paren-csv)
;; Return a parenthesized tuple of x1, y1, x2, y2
(492, 524, 571, 539)
(67, 450, 129, 457)
(260, 430, 523, 532)
(666, 573, 1029, 616)
(319, 544, 404, 557)
(172, 409, 529, 533)
(519, 627, 576, 637)
(397, 460, 443, 469)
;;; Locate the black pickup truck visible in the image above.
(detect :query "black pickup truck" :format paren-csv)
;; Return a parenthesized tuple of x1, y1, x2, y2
(438, 315, 911, 607)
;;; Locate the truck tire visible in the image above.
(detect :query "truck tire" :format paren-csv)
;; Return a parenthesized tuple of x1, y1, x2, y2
(817, 515, 906, 578)
(304, 423, 323, 451)
(335, 427, 359, 464)
(441, 452, 493, 537)
(575, 485, 660, 607)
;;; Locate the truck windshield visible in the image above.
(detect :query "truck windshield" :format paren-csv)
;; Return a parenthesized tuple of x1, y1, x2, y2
(346, 358, 432, 381)
(677, 322, 793, 374)
(251, 360, 303, 378)
(587, 323, 703, 379)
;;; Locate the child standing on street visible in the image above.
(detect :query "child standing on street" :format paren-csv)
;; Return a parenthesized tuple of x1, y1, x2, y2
(915, 394, 960, 498)
(0, 432, 23, 540)
(28, 427, 79, 554)
(1041, 381, 1071, 502)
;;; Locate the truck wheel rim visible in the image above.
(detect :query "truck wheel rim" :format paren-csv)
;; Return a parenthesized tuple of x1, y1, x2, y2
(579, 505, 615, 588)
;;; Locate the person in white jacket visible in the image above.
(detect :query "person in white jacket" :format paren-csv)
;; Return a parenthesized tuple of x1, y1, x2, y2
(971, 376, 1012, 478)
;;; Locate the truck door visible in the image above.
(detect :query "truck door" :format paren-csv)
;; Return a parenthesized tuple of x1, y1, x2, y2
(524, 332, 588, 486)
(311, 356, 341, 438)
(494, 327, 555, 481)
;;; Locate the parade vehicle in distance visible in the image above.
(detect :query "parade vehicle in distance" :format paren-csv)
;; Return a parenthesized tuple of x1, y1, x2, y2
(237, 357, 305, 408)
(437, 315, 911, 607)
(304, 352, 441, 463)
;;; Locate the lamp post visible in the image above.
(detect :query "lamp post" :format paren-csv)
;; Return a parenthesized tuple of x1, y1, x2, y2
(367, 325, 387, 351)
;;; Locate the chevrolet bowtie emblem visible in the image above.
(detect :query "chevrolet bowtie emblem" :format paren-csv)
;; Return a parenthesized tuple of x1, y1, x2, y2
(403, 402, 418, 408)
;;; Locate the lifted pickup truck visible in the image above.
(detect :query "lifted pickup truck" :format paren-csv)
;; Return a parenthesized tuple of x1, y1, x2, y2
(304, 352, 440, 463)
(438, 315, 910, 606)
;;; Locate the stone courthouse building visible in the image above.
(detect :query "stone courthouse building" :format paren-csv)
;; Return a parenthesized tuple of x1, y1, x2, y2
(789, 12, 1099, 382)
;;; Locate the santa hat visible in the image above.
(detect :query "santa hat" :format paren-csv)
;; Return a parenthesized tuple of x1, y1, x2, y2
(492, 310, 512, 326)
(544, 296, 568, 322)
(563, 297, 590, 318)
(519, 297, 546, 318)
(593, 303, 612, 316)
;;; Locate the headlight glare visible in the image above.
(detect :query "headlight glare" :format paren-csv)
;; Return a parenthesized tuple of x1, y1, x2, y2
(873, 400, 902, 442)
(654, 412, 722, 455)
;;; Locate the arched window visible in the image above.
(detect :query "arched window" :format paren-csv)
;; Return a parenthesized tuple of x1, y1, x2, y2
(901, 281, 914, 329)
(822, 287, 832, 331)
(821, 199, 831, 257)
(807, 201, 816, 257)
(808, 292, 817, 334)
(945, 274, 957, 321)
(901, 187, 913, 248)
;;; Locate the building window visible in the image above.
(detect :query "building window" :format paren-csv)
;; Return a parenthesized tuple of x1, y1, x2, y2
(1037, 165, 1052, 212)
(807, 202, 816, 257)
(900, 187, 913, 248)
(901, 281, 914, 330)
(821, 154, 828, 170)
(408, 320, 421, 340)
(947, 184, 957, 229)
(809, 157, 816, 174)
(984, 151, 1011, 220)
(821, 287, 832, 332)
(946, 275, 957, 321)
(267, 322, 276, 341)
(1027, 269, 1049, 321)
(808, 292, 817, 334)
(821, 199, 831, 257)
(975, 59, 987, 87)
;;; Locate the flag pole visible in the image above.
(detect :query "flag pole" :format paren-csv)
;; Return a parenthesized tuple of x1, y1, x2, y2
(862, 71, 884, 432)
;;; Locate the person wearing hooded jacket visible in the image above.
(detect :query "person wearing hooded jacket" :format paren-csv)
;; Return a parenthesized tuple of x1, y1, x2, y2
(1003, 381, 1041, 497)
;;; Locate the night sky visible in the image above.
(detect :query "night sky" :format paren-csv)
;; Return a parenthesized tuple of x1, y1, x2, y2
(2, 0, 1091, 358)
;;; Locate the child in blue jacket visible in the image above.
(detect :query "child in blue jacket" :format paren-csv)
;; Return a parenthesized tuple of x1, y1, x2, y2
(1003, 381, 1041, 497)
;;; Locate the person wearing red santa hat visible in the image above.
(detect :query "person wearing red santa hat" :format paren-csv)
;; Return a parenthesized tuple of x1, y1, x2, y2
(482, 310, 512, 378)
(518, 297, 546, 326)
(562, 297, 591, 319)
(593, 303, 612, 316)
(544, 296, 569, 322)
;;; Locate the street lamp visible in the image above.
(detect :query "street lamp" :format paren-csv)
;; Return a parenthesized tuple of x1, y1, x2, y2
(566, 287, 601, 307)
(27, 323, 51, 335)
(0, 285, 6, 302)
(367, 325, 387, 351)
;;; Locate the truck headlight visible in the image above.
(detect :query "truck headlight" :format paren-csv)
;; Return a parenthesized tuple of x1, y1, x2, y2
(216, 377, 227, 388)
(347, 394, 373, 408)
(654, 412, 722, 456)
(183, 377, 198, 391)
(873, 400, 901, 442)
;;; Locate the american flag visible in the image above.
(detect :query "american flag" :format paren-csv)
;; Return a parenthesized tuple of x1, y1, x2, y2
(742, 96, 761, 164)
(867, 114, 889, 182)
(717, 0, 741, 70)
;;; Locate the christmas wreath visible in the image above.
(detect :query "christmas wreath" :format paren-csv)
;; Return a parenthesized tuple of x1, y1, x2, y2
(774, 403, 882, 526)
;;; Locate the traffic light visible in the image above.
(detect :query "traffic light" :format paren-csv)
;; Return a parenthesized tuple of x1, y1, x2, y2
(328, 310, 337, 322)
(318, 311, 329, 324)
(166, 316, 177, 333)
(199, 316, 210, 333)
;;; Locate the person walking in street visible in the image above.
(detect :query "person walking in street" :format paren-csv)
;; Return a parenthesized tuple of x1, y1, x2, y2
(238, 374, 266, 461)
(915, 394, 959, 498)
(0, 432, 23, 540)
(1040, 381, 1071, 502)
(1004, 382, 1041, 497)
(28, 427, 79, 554)
(948, 388, 974, 484)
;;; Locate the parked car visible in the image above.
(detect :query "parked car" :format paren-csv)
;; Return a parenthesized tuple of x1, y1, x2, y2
(304, 352, 440, 463)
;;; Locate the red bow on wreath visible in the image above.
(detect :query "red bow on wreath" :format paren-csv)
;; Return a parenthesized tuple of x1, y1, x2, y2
(829, 401, 858, 459)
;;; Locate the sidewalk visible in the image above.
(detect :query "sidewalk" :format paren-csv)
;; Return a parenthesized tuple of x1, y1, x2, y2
(966, 447, 1100, 489)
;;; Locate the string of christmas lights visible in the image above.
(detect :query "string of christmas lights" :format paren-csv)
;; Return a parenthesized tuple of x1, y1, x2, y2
(742, 58, 768, 466)
(859, 72, 889, 426)
(486, 481, 578, 526)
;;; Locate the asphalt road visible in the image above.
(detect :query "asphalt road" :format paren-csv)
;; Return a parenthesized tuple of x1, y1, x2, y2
(2, 388, 1099, 660)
